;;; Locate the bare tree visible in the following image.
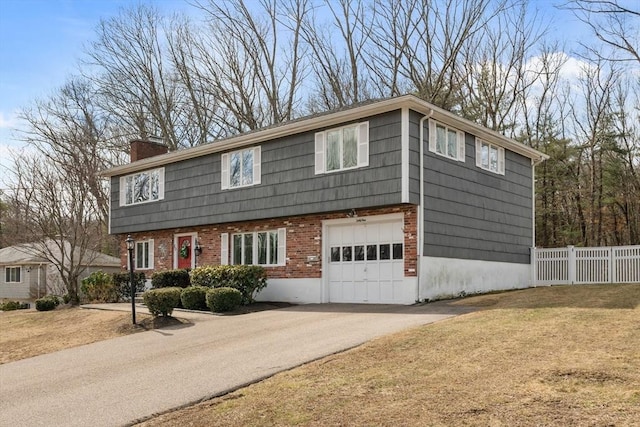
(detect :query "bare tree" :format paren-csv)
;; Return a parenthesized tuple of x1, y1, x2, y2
(191, 0, 311, 131)
(165, 14, 226, 145)
(366, 0, 420, 98)
(84, 5, 186, 149)
(396, 0, 507, 109)
(562, 0, 640, 63)
(460, 0, 548, 133)
(568, 59, 624, 245)
(7, 152, 105, 304)
(300, 0, 374, 111)
(19, 77, 126, 225)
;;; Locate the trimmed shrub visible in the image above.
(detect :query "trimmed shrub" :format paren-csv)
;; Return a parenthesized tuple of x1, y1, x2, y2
(190, 265, 267, 304)
(189, 265, 219, 288)
(35, 295, 60, 311)
(112, 272, 147, 301)
(81, 271, 118, 303)
(143, 287, 182, 317)
(151, 269, 190, 289)
(206, 287, 242, 313)
(180, 286, 208, 311)
(1, 301, 20, 311)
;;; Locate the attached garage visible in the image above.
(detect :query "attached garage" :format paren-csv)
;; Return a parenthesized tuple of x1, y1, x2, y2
(325, 215, 406, 303)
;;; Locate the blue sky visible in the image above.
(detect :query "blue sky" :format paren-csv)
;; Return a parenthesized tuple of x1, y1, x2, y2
(0, 0, 605, 177)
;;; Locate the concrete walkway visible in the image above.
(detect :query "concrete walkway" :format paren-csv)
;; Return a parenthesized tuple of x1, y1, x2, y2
(0, 301, 474, 427)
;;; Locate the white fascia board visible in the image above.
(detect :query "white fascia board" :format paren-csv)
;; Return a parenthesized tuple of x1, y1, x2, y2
(101, 95, 547, 177)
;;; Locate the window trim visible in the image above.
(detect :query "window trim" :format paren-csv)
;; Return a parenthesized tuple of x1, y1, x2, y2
(222, 228, 286, 267)
(475, 138, 505, 175)
(221, 146, 262, 190)
(428, 119, 465, 162)
(134, 239, 154, 270)
(119, 167, 165, 207)
(315, 121, 369, 174)
(5, 266, 22, 283)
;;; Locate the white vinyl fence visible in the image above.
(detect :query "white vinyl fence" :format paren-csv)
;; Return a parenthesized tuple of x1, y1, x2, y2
(532, 245, 640, 285)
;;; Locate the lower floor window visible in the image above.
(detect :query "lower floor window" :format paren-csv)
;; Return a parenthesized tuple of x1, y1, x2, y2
(135, 240, 153, 269)
(232, 229, 285, 266)
(5, 266, 21, 283)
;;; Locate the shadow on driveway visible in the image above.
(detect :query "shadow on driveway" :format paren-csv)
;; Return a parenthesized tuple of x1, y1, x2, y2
(279, 299, 477, 315)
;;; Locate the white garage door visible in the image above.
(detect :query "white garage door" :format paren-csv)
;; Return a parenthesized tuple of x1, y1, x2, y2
(328, 219, 405, 303)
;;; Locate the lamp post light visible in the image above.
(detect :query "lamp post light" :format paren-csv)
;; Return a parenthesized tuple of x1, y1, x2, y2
(125, 235, 136, 325)
(194, 239, 202, 268)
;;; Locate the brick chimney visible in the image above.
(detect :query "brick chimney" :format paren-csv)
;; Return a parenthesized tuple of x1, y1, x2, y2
(130, 136, 169, 162)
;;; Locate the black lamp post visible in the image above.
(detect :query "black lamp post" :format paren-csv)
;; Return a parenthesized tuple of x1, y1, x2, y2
(125, 234, 136, 325)
(194, 239, 202, 267)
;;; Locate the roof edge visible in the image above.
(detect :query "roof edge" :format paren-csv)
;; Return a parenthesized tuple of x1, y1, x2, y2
(101, 95, 547, 177)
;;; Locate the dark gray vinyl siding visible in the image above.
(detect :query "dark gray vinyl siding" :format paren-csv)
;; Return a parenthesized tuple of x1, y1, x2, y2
(110, 111, 404, 234)
(423, 132, 533, 264)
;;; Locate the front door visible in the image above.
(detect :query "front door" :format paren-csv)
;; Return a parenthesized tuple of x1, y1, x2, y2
(176, 235, 194, 269)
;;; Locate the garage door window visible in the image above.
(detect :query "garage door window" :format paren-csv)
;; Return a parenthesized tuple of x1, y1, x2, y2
(330, 243, 403, 262)
(367, 245, 377, 260)
(380, 244, 390, 260)
(393, 243, 403, 259)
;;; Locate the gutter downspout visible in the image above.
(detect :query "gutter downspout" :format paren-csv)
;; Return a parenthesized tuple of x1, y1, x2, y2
(417, 110, 434, 302)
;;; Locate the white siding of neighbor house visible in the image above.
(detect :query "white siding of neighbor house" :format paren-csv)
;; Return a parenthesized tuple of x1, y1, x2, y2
(0, 264, 122, 301)
(0, 265, 48, 300)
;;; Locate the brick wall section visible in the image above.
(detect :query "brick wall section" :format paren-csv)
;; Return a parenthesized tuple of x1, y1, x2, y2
(119, 204, 418, 279)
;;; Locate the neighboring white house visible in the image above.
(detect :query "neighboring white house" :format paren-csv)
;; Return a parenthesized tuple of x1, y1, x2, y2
(0, 240, 121, 300)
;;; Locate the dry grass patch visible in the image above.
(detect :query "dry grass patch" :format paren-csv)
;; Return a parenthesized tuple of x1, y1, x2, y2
(140, 284, 640, 426)
(0, 307, 187, 364)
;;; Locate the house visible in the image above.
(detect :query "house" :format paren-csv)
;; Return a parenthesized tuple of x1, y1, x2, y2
(0, 240, 121, 300)
(102, 95, 547, 304)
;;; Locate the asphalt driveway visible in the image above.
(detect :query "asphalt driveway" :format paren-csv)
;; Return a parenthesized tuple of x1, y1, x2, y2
(0, 302, 474, 427)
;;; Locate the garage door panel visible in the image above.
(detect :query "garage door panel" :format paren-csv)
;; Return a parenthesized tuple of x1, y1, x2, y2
(367, 281, 380, 302)
(378, 263, 393, 280)
(379, 224, 393, 241)
(365, 263, 380, 280)
(380, 281, 394, 301)
(392, 263, 404, 276)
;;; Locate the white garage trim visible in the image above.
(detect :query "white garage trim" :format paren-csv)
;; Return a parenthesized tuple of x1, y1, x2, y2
(322, 213, 413, 304)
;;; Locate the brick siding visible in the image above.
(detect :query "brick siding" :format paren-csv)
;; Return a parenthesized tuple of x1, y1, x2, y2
(119, 204, 418, 279)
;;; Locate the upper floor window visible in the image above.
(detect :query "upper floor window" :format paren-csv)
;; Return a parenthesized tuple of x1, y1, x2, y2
(120, 168, 164, 206)
(221, 147, 261, 190)
(315, 122, 369, 174)
(5, 266, 21, 283)
(220, 228, 286, 267)
(135, 240, 154, 270)
(428, 119, 465, 162)
(476, 139, 505, 175)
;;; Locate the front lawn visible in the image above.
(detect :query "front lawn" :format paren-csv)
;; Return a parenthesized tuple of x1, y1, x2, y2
(139, 283, 640, 426)
(0, 307, 171, 364)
